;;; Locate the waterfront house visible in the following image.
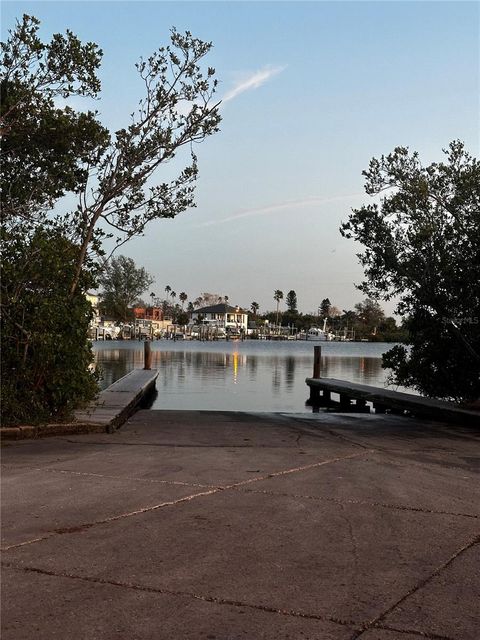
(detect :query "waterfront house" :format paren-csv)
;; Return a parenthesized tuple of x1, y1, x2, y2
(133, 306, 166, 322)
(133, 306, 172, 336)
(191, 304, 249, 333)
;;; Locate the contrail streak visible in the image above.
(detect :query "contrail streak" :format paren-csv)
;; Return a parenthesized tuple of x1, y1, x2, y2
(197, 193, 363, 228)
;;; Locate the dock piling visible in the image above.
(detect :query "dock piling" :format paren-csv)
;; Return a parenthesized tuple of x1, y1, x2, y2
(308, 346, 322, 404)
(313, 346, 321, 378)
(144, 340, 152, 370)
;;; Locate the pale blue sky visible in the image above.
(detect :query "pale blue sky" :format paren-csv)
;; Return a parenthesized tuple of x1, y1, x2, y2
(3, 1, 479, 315)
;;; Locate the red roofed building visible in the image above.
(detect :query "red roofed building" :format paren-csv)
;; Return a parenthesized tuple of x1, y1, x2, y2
(133, 307, 164, 321)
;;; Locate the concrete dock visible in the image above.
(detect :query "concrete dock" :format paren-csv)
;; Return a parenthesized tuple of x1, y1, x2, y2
(1, 409, 479, 639)
(1, 369, 158, 440)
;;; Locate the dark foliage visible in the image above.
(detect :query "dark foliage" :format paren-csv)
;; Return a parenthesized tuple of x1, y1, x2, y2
(341, 141, 480, 402)
(1, 15, 221, 424)
(1, 225, 99, 425)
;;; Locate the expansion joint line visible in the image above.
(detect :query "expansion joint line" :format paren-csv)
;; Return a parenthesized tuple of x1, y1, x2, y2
(349, 534, 480, 640)
(222, 449, 373, 490)
(236, 487, 479, 521)
(0, 464, 214, 489)
(1, 450, 370, 552)
(1, 561, 357, 629)
(369, 623, 456, 640)
(0, 562, 461, 639)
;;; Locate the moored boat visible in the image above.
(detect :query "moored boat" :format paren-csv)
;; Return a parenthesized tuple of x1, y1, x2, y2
(305, 326, 329, 341)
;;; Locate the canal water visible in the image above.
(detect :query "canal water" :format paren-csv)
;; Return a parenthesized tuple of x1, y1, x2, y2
(93, 340, 400, 413)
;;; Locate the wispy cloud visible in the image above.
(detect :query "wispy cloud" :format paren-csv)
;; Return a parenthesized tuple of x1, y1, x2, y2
(222, 64, 286, 103)
(197, 194, 363, 228)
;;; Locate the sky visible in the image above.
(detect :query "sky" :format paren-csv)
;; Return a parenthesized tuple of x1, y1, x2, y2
(3, 1, 479, 315)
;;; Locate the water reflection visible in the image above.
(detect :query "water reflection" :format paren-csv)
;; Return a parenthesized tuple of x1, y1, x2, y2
(285, 356, 296, 390)
(93, 341, 390, 413)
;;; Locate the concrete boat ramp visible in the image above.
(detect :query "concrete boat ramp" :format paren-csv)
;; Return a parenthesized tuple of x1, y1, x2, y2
(2, 408, 479, 639)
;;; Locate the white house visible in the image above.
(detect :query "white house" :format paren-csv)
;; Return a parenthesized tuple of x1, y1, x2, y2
(190, 304, 249, 333)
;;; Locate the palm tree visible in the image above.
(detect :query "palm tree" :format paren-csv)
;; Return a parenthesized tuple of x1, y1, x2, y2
(170, 291, 177, 322)
(150, 292, 156, 307)
(179, 292, 188, 309)
(164, 285, 172, 313)
(224, 295, 229, 306)
(251, 301, 259, 316)
(274, 290, 283, 331)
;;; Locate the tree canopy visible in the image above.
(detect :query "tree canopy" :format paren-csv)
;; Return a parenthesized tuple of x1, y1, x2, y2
(1, 15, 109, 222)
(2, 14, 221, 292)
(286, 290, 298, 313)
(341, 141, 480, 402)
(1, 226, 99, 424)
(98, 256, 154, 322)
(1, 14, 221, 425)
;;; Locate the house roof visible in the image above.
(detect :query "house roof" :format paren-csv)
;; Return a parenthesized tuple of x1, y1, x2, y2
(193, 304, 248, 314)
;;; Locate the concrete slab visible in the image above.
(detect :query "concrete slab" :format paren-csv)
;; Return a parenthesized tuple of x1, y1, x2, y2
(2, 412, 362, 488)
(5, 490, 478, 625)
(2, 409, 478, 639)
(383, 543, 480, 640)
(1, 468, 200, 548)
(357, 630, 423, 640)
(66, 409, 358, 449)
(17, 447, 353, 487)
(2, 566, 356, 640)
(1, 438, 113, 468)
(289, 413, 480, 456)
(246, 450, 480, 517)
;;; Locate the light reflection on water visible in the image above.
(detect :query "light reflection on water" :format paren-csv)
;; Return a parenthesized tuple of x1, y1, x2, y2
(93, 340, 397, 413)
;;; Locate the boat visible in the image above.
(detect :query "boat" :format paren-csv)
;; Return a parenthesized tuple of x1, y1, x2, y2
(89, 322, 121, 340)
(305, 326, 329, 341)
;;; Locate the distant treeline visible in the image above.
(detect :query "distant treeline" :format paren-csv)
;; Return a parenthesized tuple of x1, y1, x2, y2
(257, 298, 408, 342)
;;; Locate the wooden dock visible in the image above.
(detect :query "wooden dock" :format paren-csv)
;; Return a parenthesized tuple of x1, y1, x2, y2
(305, 345, 479, 425)
(306, 377, 480, 425)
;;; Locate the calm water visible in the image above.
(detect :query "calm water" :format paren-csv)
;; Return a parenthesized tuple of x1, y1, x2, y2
(93, 340, 400, 413)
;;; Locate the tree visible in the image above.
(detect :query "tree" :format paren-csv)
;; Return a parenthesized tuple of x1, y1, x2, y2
(273, 290, 283, 327)
(1, 15, 109, 223)
(98, 255, 154, 322)
(2, 15, 221, 293)
(1, 15, 109, 425)
(319, 298, 331, 320)
(341, 141, 480, 402)
(1, 225, 98, 425)
(354, 299, 385, 336)
(70, 26, 220, 294)
(193, 292, 224, 308)
(179, 291, 188, 308)
(285, 290, 298, 313)
(170, 290, 177, 320)
(251, 301, 259, 315)
(1, 14, 221, 423)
